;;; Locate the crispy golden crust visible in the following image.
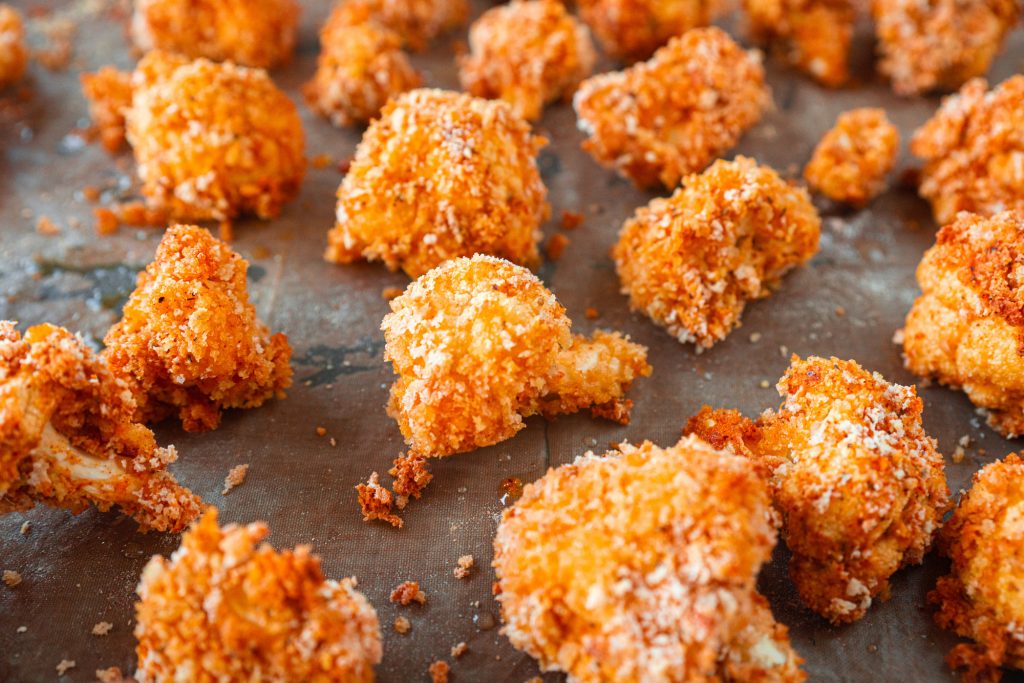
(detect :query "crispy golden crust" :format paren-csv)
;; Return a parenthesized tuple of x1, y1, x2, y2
(873, 0, 1019, 96)
(613, 156, 820, 349)
(686, 356, 951, 624)
(327, 89, 549, 278)
(576, 0, 724, 63)
(494, 438, 805, 682)
(135, 509, 381, 682)
(574, 28, 770, 189)
(903, 211, 1024, 437)
(80, 67, 134, 153)
(103, 225, 292, 433)
(381, 255, 650, 457)
(911, 77, 1024, 225)
(930, 454, 1024, 682)
(459, 0, 596, 121)
(0, 322, 201, 532)
(359, 0, 469, 51)
(303, 1, 421, 127)
(0, 4, 27, 88)
(131, 0, 300, 68)
(804, 108, 900, 205)
(744, 0, 854, 87)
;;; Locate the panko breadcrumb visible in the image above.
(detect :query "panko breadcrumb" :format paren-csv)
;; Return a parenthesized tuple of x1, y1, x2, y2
(356, 471, 403, 527)
(873, 0, 1019, 96)
(103, 225, 293, 432)
(804, 108, 900, 205)
(903, 211, 1024, 438)
(0, 322, 202, 533)
(930, 454, 1024, 682)
(575, 0, 724, 63)
(494, 438, 805, 682)
(327, 89, 549, 278)
(574, 28, 770, 189)
(360, 0, 469, 51)
(131, 0, 300, 68)
(613, 156, 820, 349)
(135, 509, 381, 682)
(303, 1, 421, 127)
(744, 0, 855, 87)
(459, 0, 596, 121)
(684, 356, 950, 624)
(911, 76, 1024, 225)
(390, 580, 426, 605)
(0, 4, 27, 89)
(381, 255, 651, 457)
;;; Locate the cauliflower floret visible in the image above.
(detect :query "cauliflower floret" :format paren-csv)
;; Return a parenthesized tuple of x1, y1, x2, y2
(0, 4, 27, 88)
(575, 0, 725, 63)
(804, 108, 900, 205)
(358, 0, 469, 51)
(744, 0, 855, 87)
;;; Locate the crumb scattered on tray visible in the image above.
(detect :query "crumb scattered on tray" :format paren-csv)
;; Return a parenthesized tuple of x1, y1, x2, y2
(454, 554, 474, 579)
(316, 426, 327, 437)
(356, 472, 403, 528)
(451, 641, 468, 658)
(222, 464, 249, 495)
(560, 210, 584, 230)
(544, 233, 570, 261)
(382, 287, 404, 301)
(393, 616, 411, 634)
(35, 215, 59, 235)
(389, 453, 432, 504)
(429, 660, 450, 683)
(95, 667, 125, 683)
(91, 621, 113, 636)
(390, 581, 426, 606)
(584, 307, 599, 319)
(3, 570, 22, 587)
(19, 521, 30, 535)
(16, 625, 26, 633)
(55, 659, 76, 676)
(311, 153, 333, 169)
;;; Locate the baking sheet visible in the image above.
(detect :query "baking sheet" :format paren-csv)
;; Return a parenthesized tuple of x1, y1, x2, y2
(2, 1, 1024, 680)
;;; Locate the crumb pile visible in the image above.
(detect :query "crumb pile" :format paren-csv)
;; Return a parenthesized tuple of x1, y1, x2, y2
(575, 0, 724, 63)
(104, 224, 293, 432)
(327, 89, 549, 278)
(613, 156, 820, 349)
(0, 4, 27, 88)
(0, 322, 201, 532)
(804, 108, 900, 205)
(574, 27, 770, 189)
(685, 356, 950, 623)
(745, 0, 854, 87)
(381, 255, 651, 457)
(494, 438, 805, 681)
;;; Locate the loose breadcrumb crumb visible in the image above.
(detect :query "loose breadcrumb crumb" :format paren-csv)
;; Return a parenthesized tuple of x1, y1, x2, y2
(3, 570, 22, 587)
(93, 207, 119, 236)
(451, 642, 468, 658)
(35, 216, 59, 236)
(316, 426, 328, 437)
(429, 660, 450, 683)
(454, 555, 474, 579)
(389, 452, 433, 501)
(804, 108, 900, 206)
(56, 660, 75, 676)
(561, 210, 584, 230)
(584, 307, 599, 319)
(221, 464, 249, 495)
(95, 667, 124, 683)
(394, 616, 411, 634)
(544, 233, 571, 261)
(356, 472, 403, 528)
(390, 581, 427, 605)
(91, 621, 113, 636)
(19, 521, 30, 535)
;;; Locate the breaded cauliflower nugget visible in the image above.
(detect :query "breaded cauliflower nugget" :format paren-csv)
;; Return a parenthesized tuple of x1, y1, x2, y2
(744, 0, 855, 87)
(381, 255, 651, 457)
(303, 2, 421, 128)
(459, 0, 596, 121)
(613, 156, 820, 349)
(930, 454, 1024, 683)
(361, 0, 469, 50)
(911, 76, 1024, 225)
(135, 509, 381, 682)
(574, 28, 770, 189)
(684, 356, 950, 624)
(327, 89, 549, 278)
(0, 322, 201, 532)
(873, 0, 1019, 96)
(494, 438, 805, 682)
(903, 211, 1024, 438)
(104, 225, 293, 433)
(0, 4, 27, 88)
(576, 0, 724, 63)
(804, 108, 900, 205)
(131, 0, 300, 69)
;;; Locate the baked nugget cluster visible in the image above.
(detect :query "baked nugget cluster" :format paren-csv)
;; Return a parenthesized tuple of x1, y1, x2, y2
(381, 255, 651, 457)
(744, 0, 855, 87)
(575, 0, 724, 63)
(327, 89, 549, 278)
(903, 211, 1024, 438)
(135, 509, 381, 682)
(685, 356, 950, 624)
(574, 28, 770, 189)
(0, 322, 201, 533)
(804, 108, 900, 205)
(873, 0, 1019, 96)
(0, 4, 27, 88)
(930, 454, 1024, 682)
(104, 225, 293, 433)
(494, 438, 805, 682)
(303, 1, 420, 128)
(614, 156, 820, 349)
(131, 0, 300, 68)
(459, 0, 596, 121)
(911, 76, 1024, 225)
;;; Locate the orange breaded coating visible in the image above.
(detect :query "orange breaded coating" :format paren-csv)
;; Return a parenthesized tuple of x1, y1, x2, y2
(131, 0, 300, 69)
(0, 4, 27, 89)
(381, 255, 651, 457)
(873, 0, 1019, 96)
(459, 0, 596, 121)
(0, 322, 201, 533)
(804, 108, 900, 205)
(574, 28, 770, 189)
(359, 0, 469, 51)
(80, 67, 134, 153)
(494, 438, 805, 682)
(613, 157, 820, 349)
(575, 0, 725, 63)
(684, 356, 950, 624)
(911, 77, 1024, 226)
(303, 1, 421, 128)
(104, 225, 293, 433)
(327, 89, 549, 278)
(135, 509, 381, 682)
(903, 211, 1024, 438)
(930, 454, 1024, 682)
(744, 0, 855, 87)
